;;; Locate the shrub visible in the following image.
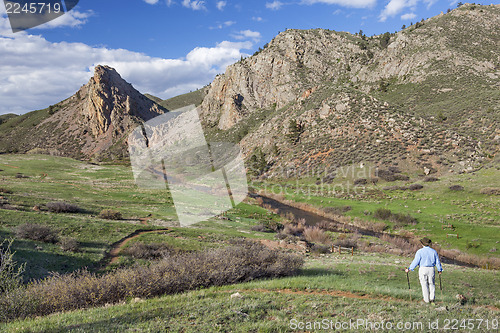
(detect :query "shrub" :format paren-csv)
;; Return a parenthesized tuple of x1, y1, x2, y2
(354, 178, 367, 185)
(303, 226, 331, 245)
(323, 206, 352, 215)
(251, 225, 268, 232)
(391, 213, 418, 226)
(59, 237, 80, 252)
(0, 241, 303, 322)
(124, 242, 178, 260)
(0, 238, 25, 294)
(423, 176, 439, 182)
(409, 184, 424, 191)
(98, 209, 122, 220)
(311, 244, 331, 254)
(373, 208, 392, 220)
(14, 224, 58, 244)
(333, 233, 361, 249)
(283, 223, 305, 237)
(480, 187, 500, 195)
(46, 202, 80, 213)
(449, 185, 464, 191)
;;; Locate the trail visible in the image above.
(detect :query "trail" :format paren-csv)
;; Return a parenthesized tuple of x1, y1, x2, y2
(101, 228, 171, 266)
(252, 193, 480, 269)
(224, 288, 499, 311)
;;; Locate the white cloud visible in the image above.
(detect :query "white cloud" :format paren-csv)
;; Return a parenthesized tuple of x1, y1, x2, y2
(252, 16, 263, 21)
(182, 0, 206, 10)
(266, 1, 284, 10)
(166, 0, 175, 6)
(143, 0, 160, 4)
(301, 0, 376, 9)
(379, 0, 422, 22)
(209, 20, 236, 30)
(401, 12, 417, 20)
(216, 1, 227, 11)
(32, 10, 94, 30)
(0, 30, 254, 114)
(232, 30, 262, 42)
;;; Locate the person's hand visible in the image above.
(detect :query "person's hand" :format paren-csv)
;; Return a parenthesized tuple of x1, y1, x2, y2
(405, 268, 409, 273)
(438, 271, 442, 275)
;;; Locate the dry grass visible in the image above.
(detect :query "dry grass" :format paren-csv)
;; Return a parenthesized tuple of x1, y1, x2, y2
(98, 209, 122, 220)
(303, 226, 332, 245)
(14, 224, 58, 244)
(46, 202, 80, 213)
(0, 240, 303, 322)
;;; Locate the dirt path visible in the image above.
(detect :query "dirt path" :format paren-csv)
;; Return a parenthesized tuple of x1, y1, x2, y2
(224, 288, 499, 311)
(102, 228, 171, 266)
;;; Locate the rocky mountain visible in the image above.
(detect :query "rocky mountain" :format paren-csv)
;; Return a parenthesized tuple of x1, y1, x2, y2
(0, 4, 498, 175)
(0, 65, 166, 160)
(200, 3, 499, 177)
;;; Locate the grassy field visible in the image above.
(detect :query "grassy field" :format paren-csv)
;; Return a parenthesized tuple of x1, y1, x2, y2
(0, 154, 279, 280)
(0, 154, 498, 331)
(256, 164, 500, 258)
(1, 254, 498, 332)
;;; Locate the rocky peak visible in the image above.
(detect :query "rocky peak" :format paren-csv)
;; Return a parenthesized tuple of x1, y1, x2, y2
(81, 65, 164, 137)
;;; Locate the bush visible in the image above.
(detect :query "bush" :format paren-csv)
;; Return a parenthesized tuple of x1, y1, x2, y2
(303, 226, 331, 245)
(409, 184, 424, 191)
(373, 208, 417, 227)
(0, 238, 25, 294)
(423, 176, 439, 182)
(59, 237, 80, 252)
(14, 224, 58, 243)
(124, 242, 179, 260)
(480, 187, 500, 195)
(251, 225, 268, 232)
(311, 244, 331, 254)
(449, 185, 464, 191)
(0, 240, 303, 322)
(46, 202, 80, 213)
(373, 208, 392, 220)
(333, 233, 361, 249)
(98, 209, 122, 220)
(354, 178, 367, 185)
(283, 222, 305, 237)
(323, 206, 352, 215)
(391, 213, 418, 227)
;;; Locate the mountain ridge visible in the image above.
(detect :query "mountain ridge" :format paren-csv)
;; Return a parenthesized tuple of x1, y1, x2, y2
(0, 3, 498, 175)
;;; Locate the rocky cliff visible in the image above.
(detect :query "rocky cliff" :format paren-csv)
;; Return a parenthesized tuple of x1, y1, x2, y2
(200, 3, 499, 177)
(0, 65, 166, 160)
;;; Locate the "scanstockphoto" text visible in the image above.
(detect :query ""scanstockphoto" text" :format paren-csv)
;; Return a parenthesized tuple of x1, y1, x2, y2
(290, 318, 424, 331)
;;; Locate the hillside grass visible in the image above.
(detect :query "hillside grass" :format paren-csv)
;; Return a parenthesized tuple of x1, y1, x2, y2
(1, 253, 498, 332)
(257, 165, 500, 258)
(0, 154, 282, 280)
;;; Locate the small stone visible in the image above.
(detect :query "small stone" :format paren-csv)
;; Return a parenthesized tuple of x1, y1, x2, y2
(231, 292, 243, 299)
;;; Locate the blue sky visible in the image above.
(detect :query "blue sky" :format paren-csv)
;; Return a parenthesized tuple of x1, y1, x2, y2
(0, 0, 496, 115)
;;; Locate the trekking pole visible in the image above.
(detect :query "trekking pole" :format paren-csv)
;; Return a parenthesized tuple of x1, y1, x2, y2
(406, 271, 412, 301)
(439, 273, 443, 299)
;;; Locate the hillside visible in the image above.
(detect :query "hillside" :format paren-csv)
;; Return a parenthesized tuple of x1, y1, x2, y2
(146, 88, 207, 111)
(0, 66, 166, 161)
(200, 3, 499, 177)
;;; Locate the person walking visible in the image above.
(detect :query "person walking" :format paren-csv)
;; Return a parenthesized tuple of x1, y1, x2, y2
(405, 237, 443, 303)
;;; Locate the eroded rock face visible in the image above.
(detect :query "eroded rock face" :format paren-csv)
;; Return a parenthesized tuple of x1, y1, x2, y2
(30, 65, 166, 159)
(83, 65, 164, 137)
(198, 4, 499, 175)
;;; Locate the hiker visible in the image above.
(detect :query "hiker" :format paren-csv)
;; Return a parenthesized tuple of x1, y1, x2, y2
(405, 237, 443, 303)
